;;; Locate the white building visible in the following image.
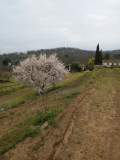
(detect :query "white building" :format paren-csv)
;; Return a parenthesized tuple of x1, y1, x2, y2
(103, 60, 120, 67)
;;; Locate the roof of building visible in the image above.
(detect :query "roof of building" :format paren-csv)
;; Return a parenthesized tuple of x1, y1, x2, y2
(103, 59, 120, 63)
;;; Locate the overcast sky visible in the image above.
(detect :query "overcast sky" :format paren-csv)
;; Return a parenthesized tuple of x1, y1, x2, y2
(0, 0, 120, 53)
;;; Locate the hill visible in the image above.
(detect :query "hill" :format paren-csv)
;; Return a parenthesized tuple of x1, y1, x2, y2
(0, 48, 94, 67)
(0, 47, 120, 69)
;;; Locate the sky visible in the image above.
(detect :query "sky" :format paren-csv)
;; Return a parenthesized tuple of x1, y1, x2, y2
(0, 0, 120, 53)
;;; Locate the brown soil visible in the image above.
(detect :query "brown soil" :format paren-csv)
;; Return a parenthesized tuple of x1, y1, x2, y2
(0, 99, 43, 138)
(1, 72, 120, 160)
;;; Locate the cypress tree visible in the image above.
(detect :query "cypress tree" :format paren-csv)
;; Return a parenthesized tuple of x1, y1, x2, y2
(99, 49, 103, 65)
(95, 44, 103, 65)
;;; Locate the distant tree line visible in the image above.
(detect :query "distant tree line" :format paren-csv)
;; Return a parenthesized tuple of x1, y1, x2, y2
(0, 47, 120, 72)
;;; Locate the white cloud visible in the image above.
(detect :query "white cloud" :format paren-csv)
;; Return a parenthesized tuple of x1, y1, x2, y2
(0, 0, 120, 53)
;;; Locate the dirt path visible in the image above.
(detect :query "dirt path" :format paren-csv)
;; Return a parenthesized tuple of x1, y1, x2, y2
(1, 70, 120, 160)
(54, 81, 120, 160)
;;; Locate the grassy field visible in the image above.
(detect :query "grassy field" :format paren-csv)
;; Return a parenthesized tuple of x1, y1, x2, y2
(0, 68, 120, 158)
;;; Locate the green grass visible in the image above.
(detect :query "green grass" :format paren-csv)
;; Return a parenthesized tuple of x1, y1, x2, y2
(64, 91, 80, 99)
(0, 125, 40, 155)
(0, 83, 25, 96)
(49, 72, 87, 91)
(0, 91, 38, 111)
(33, 107, 63, 126)
(0, 72, 90, 112)
(0, 68, 120, 156)
(0, 107, 62, 155)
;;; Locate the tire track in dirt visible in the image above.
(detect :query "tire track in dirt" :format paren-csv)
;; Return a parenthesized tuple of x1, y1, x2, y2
(53, 77, 120, 160)
(2, 70, 120, 160)
(1, 88, 96, 160)
(47, 88, 96, 160)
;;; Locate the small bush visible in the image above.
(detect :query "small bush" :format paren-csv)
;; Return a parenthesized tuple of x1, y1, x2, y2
(33, 108, 63, 126)
(71, 63, 82, 72)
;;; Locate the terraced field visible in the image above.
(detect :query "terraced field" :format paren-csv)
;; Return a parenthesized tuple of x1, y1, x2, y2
(0, 68, 120, 160)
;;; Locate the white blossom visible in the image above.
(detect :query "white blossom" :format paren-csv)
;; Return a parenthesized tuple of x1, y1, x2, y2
(13, 54, 68, 94)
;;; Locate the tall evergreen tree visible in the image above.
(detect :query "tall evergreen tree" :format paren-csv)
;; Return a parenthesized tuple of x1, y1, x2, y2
(99, 49, 103, 64)
(95, 44, 103, 65)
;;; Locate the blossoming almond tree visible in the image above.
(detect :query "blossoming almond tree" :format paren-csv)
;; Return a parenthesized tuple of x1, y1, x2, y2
(13, 54, 68, 94)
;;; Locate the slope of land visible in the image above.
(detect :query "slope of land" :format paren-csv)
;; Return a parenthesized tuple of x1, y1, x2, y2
(0, 47, 120, 69)
(0, 47, 94, 67)
(0, 68, 120, 160)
